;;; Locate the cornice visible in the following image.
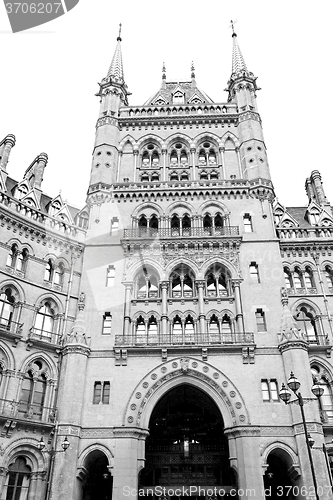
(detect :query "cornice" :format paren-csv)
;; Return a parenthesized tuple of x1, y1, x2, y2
(118, 113, 239, 130)
(0, 206, 84, 255)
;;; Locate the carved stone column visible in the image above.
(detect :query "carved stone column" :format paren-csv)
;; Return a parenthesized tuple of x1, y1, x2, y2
(196, 281, 206, 336)
(123, 283, 133, 336)
(231, 279, 244, 333)
(161, 281, 169, 336)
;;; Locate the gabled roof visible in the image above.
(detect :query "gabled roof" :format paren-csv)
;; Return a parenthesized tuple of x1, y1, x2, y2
(144, 81, 214, 106)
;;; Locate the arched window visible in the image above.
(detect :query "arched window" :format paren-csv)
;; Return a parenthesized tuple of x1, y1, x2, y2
(199, 171, 208, 180)
(172, 315, 183, 343)
(311, 365, 333, 421)
(208, 150, 217, 165)
(309, 210, 320, 225)
(171, 215, 180, 236)
(170, 171, 178, 181)
(2, 457, 31, 500)
(205, 264, 229, 297)
(53, 263, 64, 286)
(49, 200, 61, 216)
(293, 269, 303, 289)
(295, 305, 319, 343)
(209, 314, 220, 343)
(15, 183, 29, 200)
(141, 172, 149, 182)
(16, 249, 28, 273)
(221, 314, 232, 334)
(284, 268, 293, 289)
(136, 316, 146, 335)
(6, 244, 18, 268)
(210, 170, 219, 180)
(184, 315, 195, 341)
(0, 288, 15, 328)
(44, 259, 54, 282)
(170, 265, 195, 299)
(34, 302, 54, 339)
(325, 266, 333, 288)
(149, 215, 159, 231)
(180, 171, 189, 181)
(182, 214, 191, 235)
(198, 149, 206, 165)
(304, 267, 315, 289)
(148, 316, 158, 335)
(136, 268, 159, 299)
(151, 172, 159, 182)
(203, 214, 212, 234)
(19, 360, 47, 420)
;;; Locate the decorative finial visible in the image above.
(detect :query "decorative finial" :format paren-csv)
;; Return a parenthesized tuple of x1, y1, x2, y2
(117, 23, 122, 42)
(162, 62, 166, 80)
(191, 61, 195, 79)
(230, 19, 237, 37)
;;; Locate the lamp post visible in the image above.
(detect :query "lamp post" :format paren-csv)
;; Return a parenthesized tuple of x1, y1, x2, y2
(37, 436, 70, 500)
(279, 372, 324, 500)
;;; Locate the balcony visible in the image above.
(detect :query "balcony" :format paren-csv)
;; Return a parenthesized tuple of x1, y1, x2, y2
(114, 332, 254, 348)
(306, 333, 330, 346)
(28, 327, 62, 346)
(0, 318, 23, 335)
(123, 226, 240, 240)
(287, 287, 317, 295)
(0, 398, 57, 424)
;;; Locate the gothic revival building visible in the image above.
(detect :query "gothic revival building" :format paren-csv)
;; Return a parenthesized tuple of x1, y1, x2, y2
(1, 27, 333, 500)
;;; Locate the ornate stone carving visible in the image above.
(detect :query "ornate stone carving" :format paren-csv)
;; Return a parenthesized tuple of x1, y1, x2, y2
(278, 287, 306, 344)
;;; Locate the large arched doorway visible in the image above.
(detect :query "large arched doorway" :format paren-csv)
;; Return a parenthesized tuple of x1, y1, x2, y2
(263, 449, 296, 499)
(81, 450, 112, 500)
(139, 384, 236, 495)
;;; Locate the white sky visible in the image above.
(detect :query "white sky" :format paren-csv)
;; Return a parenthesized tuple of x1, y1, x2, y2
(0, 1, 332, 210)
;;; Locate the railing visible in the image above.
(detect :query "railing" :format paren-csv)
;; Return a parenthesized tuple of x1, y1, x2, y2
(114, 332, 254, 347)
(277, 227, 333, 239)
(0, 318, 23, 335)
(306, 334, 330, 346)
(0, 398, 57, 423)
(29, 327, 62, 345)
(123, 226, 240, 239)
(147, 442, 227, 453)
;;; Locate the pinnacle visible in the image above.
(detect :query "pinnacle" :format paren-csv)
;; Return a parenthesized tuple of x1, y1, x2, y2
(107, 37, 124, 81)
(231, 33, 248, 75)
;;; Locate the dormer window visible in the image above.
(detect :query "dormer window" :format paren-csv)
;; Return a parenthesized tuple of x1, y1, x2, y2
(309, 210, 320, 225)
(173, 92, 184, 104)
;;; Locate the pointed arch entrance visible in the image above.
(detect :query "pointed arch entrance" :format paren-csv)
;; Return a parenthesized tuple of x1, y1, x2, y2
(138, 384, 237, 493)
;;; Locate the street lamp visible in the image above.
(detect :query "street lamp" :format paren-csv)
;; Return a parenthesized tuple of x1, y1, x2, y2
(307, 434, 333, 491)
(37, 435, 70, 453)
(279, 372, 324, 500)
(37, 436, 70, 500)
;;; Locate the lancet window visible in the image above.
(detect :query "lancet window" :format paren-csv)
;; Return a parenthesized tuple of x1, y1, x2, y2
(170, 265, 195, 299)
(140, 143, 161, 168)
(205, 264, 230, 297)
(169, 143, 189, 168)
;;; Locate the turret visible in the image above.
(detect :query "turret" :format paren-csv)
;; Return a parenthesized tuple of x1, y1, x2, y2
(0, 134, 16, 190)
(23, 152, 48, 203)
(226, 22, 271, 182)
(305, 170, 330, 207)
(89, 24, 130, 190)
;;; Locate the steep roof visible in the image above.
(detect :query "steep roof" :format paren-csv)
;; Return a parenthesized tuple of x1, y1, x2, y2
(144, 81, 214, 106)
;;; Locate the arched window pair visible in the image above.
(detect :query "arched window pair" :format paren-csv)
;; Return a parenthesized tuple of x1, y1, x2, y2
(205, 264, 230, 297)
(208, 314, 233, 342)
(32, 301, 58, 342)
(141, 143, 160, 168)
(170, 214, 191, 236)
(169, 143, 189, 168)
(172, 314, 195, 344)
(137, 274, 159, 299)
(284, 267, 315, 292)
(141, 171, 159, 182)
(169, 171, 189, 181)
(203, 213, 224, 235)
(135, 315, 159, 344)
(198, 142, 217, 166)
(6, 244, 29, 273)
(138, 215, 159, 235)
(18, 360, 49, 422)
(171, 265, 195, 298)
(295, 305, 320, 344)
(199, 170, 219, 181)
(44, 259, 64, 286)
(2, 457, 31, 500)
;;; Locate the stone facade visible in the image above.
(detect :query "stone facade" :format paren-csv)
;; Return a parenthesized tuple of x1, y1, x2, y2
(0, 29, 333, 500)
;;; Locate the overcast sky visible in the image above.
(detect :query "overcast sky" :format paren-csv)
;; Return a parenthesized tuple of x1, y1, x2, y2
(0, 1, 332, 210)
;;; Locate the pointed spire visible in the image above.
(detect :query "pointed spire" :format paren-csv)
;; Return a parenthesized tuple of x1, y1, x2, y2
(230, 20, 248, 75)
(162, 62, 166, 80)
(107, 23, 124, 81)
(191, 61, 195, 80)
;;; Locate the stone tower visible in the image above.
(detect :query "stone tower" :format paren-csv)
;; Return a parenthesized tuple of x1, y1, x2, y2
(1, 25, 333, 500)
